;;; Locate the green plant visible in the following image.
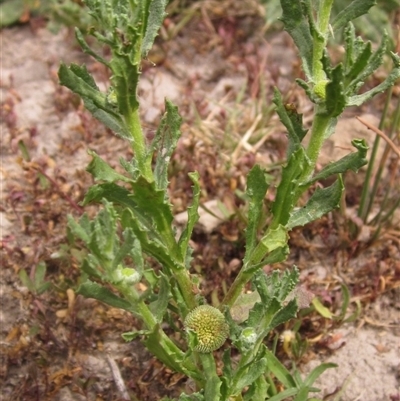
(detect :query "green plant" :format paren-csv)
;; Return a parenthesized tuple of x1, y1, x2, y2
(58, 0, 400, 399)
(0, 0, 92, 30)
(19, 262, 51, 296)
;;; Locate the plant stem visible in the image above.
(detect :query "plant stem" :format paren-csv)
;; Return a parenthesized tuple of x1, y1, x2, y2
(313, 0, 334, 81)
(126, 109, 153, 181)
(221, 269, 251, 309)
(173, 267, 198, 312)
(304, 111, 332, 177)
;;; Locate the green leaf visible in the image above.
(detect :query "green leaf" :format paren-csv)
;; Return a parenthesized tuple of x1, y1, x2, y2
(273, 88, 308, 154)
(345, 39, 372, 85)
(198, 353, 221, 401)
(86, 150, 131, 183)
(149, 273, 170, 323)
(324, 64, 346, 118)
(287, 176, 344, 229)
(0, 0, 25, 28)
(279, 0, 313, 80)
(346, 31, 388, 95)
(306, 139, 368, 185)
(267, 388, 299, 401)
(348, 52, 400, 107)
(271, 147, 309, 227)
(152, 100, 183, 191)
(77, 279, 133, 311)
(143, 324, 191, 376)
(58, 63, 130, 140)
(111, 228, 141, 272)
(244, 375, 269, 401)
(303, 363, 337, 387)
(264, 346, 297, 389)
(120, 209, 174, 272)
(268, 298, 298, 332)
(178, 392, 204, 401)
(34, 262, 47, 290)
(129, 177, 179, 260)
(178, 172, 200, 263)
(243, 165, 269, 264)
(312, 297, 333, 319)
(18, 269, 35, 294)
(231, 357, 268, 395)
(142, 0, 168, 57)
(75, 28, 110, 67)
(246, 225, 288, 268)
(331, 0, 376, 33)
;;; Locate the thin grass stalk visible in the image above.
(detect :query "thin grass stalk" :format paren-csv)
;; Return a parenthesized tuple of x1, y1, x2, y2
(366, 95, 400, 223)
(358, 87, 393, 222)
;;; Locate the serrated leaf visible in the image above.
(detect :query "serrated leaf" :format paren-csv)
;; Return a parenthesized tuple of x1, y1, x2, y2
(348, 52, 400, 106)
(273, 88, 308, 154)
(142, 0, 168, 57)
(287, 177, 344, 229)
(243, 165, 269, 264)
(110, 54, 140, 116)
(75, 28, 110, 67)
(178, 172, 200, 262)
(77, 279, 133, 311)
(305, 139, 368, 185)
(331, 0, 376, 33)
(271, 147, 308, 227)
(346, 32, 388, 94)
(58, 63, 130, 140)
(111, 228, 141, 271)
(245, 375, 269, 401)
(120, 209, 174, 272)
(130, 177, 179, 259)
(86, 150, 131, 183)
(149, 273, 170, 323)
(231, 357, 268, 394)
(345, 40, 372, 84)
(68, 214, 91, 244)
(268, 298, 298, 332)
(144, 324, 192, 377)
(279, 0, 313, 80)
(152, 100, 182, 191)
(325, 65, 346, 118)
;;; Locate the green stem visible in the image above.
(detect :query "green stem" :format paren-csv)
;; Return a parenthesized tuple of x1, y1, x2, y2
(126, 109, 153, 181)
(305, 111, 332, 177)
(313, 0, 334, 82)
(199, 353, 221, 400)
(173, 267, 198, 312)
(118, 283, 200, 377)
(221, 269, 251, 309)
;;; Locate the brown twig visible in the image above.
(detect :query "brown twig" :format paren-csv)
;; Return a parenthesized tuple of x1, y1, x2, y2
(356, 116, 400, 158)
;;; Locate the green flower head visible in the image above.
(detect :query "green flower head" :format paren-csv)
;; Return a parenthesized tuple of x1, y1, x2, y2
(184, 305, 229, 353)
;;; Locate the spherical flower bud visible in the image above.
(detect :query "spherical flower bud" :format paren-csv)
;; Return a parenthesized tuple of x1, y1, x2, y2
(184, 305, 229, 353)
